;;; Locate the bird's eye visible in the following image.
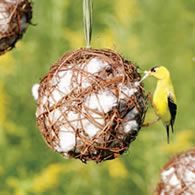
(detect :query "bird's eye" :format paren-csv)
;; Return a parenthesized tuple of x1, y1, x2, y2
(151, 67, 156, 72)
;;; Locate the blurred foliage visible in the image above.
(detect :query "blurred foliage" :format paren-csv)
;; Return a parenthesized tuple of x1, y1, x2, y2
(0, 0, 195, 194)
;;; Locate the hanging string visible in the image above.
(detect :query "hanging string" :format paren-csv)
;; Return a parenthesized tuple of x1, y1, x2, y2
(83, 0, 92, 48)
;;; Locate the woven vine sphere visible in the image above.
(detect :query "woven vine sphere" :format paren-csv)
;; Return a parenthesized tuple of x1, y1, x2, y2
(0, 0, 32, 55)
(155, 149, 195, 195)
(36, 48, 147, 163)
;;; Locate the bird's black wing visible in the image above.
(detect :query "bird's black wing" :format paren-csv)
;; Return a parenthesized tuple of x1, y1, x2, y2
(168, 94, 177, 133)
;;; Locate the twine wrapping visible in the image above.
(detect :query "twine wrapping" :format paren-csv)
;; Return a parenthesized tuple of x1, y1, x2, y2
(36, 48, 147, 163)
(155, 149, 195, 195)
(0, 0, 32, 55)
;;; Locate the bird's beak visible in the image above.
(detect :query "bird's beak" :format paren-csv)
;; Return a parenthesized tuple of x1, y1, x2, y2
(139, 70, 150, 83)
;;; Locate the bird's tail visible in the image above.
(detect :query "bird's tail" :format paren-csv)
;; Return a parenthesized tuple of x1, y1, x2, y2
(171, 122, 174, 133)
(166, 126, 170, 144)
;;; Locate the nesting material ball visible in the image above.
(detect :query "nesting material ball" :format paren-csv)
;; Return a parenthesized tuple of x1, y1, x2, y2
(155, 149, 195, 194)
(36, 48, 147, 163)
(0, 0, 32, 55)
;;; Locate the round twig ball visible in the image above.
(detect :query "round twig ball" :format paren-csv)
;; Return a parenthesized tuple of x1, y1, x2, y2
(0, 0, 32, 55)
(155, 149, 195, 194)
(36, 48, 147, 163)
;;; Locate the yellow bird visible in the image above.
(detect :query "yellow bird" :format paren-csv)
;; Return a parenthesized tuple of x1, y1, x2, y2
(142, 66, 177, 143)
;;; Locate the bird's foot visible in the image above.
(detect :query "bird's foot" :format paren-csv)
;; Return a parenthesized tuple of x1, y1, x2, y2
(142, 117, 160, 127)
(146, 92, 153, 104)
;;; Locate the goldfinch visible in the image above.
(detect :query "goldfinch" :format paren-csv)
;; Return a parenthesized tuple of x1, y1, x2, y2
(142, 66, 177, 143)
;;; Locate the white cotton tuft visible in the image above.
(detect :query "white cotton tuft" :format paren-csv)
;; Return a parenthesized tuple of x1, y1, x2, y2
(32, 84, 40, 101)
(48, 109, 62, 123)
(67, 111, 80, 128)
(161, 167, 181, 188)
(183, 192, 192, 195)
(123, 120, 139, 133)
(134, 81, 140, 87)
(85, 90, 117, 113)
(83, 121, 101, 138)
(161, 167, 175, 179)
(48, 70, 73, 105)
(0, 11, 8, 21)
(57, 130, 76, 153)
(0, 4, 9, 31)
(159, 191, 165, 195)
(77, 76, 91, 88)
(184, 169, 195, 183)
(49, 90, 63, 104)
(56, 70, 73, 94)
(169, 175, 181, 188)
(119, 85, 137, 99)
(82, 112, 104, 137)
(85, 58, 110, 74)
(124, 108, 139, 120)
(5, 0, 17, 3)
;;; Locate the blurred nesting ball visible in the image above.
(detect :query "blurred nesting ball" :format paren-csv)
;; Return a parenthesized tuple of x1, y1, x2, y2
(0, 0, 32, 55)
(155, 149, 195, 194)
(35, 48, 147, 163)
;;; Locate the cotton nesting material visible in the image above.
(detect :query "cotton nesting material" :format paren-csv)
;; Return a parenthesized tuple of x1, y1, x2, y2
(34, 48, 147, 163)
(155, 149, 195, 195)
(0, 0, 32, 55)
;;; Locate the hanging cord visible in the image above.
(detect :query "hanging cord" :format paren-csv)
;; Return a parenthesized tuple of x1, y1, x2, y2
(83, 0, 93, 48)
